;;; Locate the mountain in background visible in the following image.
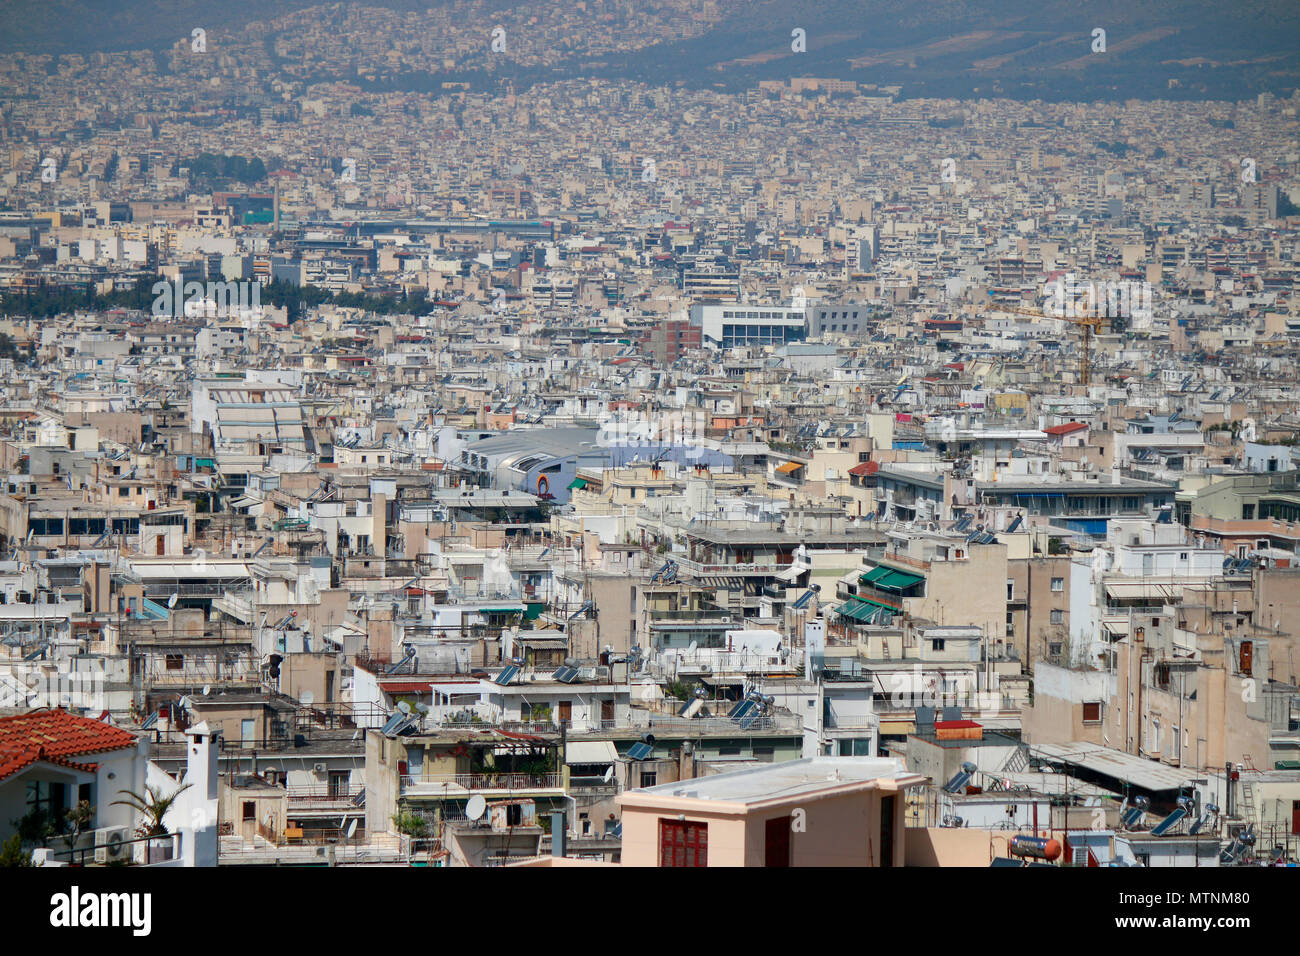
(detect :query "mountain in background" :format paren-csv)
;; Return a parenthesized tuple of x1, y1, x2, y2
(2, 0, 1298, 101)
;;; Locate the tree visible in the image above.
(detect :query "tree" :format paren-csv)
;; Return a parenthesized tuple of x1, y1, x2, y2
(11, 807, 55, 845)
(112, 782, 192, 837)
(392, 810, 427, 838)
(0, 834, 33, 868)
(61, 800, 95, 854)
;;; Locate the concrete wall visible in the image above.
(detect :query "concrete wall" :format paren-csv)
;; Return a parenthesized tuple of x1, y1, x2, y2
(905, 826, 997, 867)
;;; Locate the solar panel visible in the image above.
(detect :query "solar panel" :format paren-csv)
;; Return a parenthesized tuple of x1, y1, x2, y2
(792, 589, 814, 610)
(494, 664, 520, 685)
(1006, 515, 1023, 533)
(380, 711, 407, 735)
(553, 666, 581, 683)
(942, 769, 973, 794)
(728, 699, 758, 721)
(1150, 806, 1188, 837)
(626, 742, 654, 761)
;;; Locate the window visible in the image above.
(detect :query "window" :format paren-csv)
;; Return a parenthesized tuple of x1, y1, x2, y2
(1049, 642, 1063, 657)
(931, 639, 946, 652)
(27, 780, 66, 825)
(242, 801, 256, 821)
(1051, 577, 1064, 592)
(640, 771, 657, 788)
(329, 771, 350, 799)
(659, 819, 708, 867)
(165, 654, 183, 670)
(1082, 702, 1102, 723)
(1050, 609, 1064, 625)
(1006, 580, 1015, 601)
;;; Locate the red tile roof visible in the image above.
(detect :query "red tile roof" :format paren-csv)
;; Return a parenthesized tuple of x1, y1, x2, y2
(0, 747, 101, 782)
(848, 461, 878, 477)
(1043, 422, 1089, 436)
(0, 709, 139, 782)
(379, 681, 434, 695)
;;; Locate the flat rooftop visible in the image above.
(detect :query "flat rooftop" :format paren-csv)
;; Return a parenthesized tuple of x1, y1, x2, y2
(628, 756, 921, 806)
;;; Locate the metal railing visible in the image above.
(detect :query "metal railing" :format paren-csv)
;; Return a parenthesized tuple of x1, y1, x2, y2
(285, 786, 366, 808)
(400, 773, 563, 793)
(44, 830, 181, 866)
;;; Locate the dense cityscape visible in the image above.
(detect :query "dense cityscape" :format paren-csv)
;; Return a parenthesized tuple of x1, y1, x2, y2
(0, 1, 1297, 896)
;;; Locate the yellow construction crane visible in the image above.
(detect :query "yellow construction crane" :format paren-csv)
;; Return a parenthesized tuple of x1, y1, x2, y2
(992, 304, 1107, 386)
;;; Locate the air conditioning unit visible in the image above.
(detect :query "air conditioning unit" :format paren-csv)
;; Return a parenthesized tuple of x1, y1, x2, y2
(313, 762, 327, 774)
(93, 825, 132, 864)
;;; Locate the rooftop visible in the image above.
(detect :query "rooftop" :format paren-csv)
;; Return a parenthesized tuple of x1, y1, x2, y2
(620, 756, 925, 808)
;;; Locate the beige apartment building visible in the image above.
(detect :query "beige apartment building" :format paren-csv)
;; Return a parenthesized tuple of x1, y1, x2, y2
(616, 757, 926, 867)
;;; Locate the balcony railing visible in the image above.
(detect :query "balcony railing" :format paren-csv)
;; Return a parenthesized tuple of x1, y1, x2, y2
(400, 773, 563, 794)
(671, 556, 787, 577)
(285, 786, 366, 809)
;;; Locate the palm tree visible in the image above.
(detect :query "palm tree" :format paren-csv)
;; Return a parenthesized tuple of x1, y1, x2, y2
(111, 783, 192, 838)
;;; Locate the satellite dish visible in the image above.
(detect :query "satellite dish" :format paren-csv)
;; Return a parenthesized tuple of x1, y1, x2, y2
(466, 795, 487, 822)
(346, 818, 358, 839)
(301, 690, 315, 707)
(687, 641, 698, 653)
(415, 702, 430, 714)
(168, 593, 179, 609)
(397, 700, 412, 714)
(602, 766, 614, 784)
(202, 685, 211, 696)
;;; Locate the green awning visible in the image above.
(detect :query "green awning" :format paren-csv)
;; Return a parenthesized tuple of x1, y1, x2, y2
(861, 566, 893, 585)
(480, 606, 524, 615)
(875, 569, 925, 590)
(835, 596, 899, 620)
(833, 601, 865, 620)
(855, 595, 901, 612)
(524, 602, 544, 621)
(567, 478, 588, 491)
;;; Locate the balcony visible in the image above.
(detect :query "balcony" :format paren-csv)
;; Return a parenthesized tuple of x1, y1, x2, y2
(671, 556, 787, 577)
(399, 773, 563, 797)
(285, 786, 366, 812)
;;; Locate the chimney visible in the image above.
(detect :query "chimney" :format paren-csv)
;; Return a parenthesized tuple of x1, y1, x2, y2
(550, 811, 567, 858)
(679, 740, 695, 780)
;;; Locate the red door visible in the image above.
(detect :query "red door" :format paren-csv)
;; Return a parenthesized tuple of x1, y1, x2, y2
(764, 816, 791, 867)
